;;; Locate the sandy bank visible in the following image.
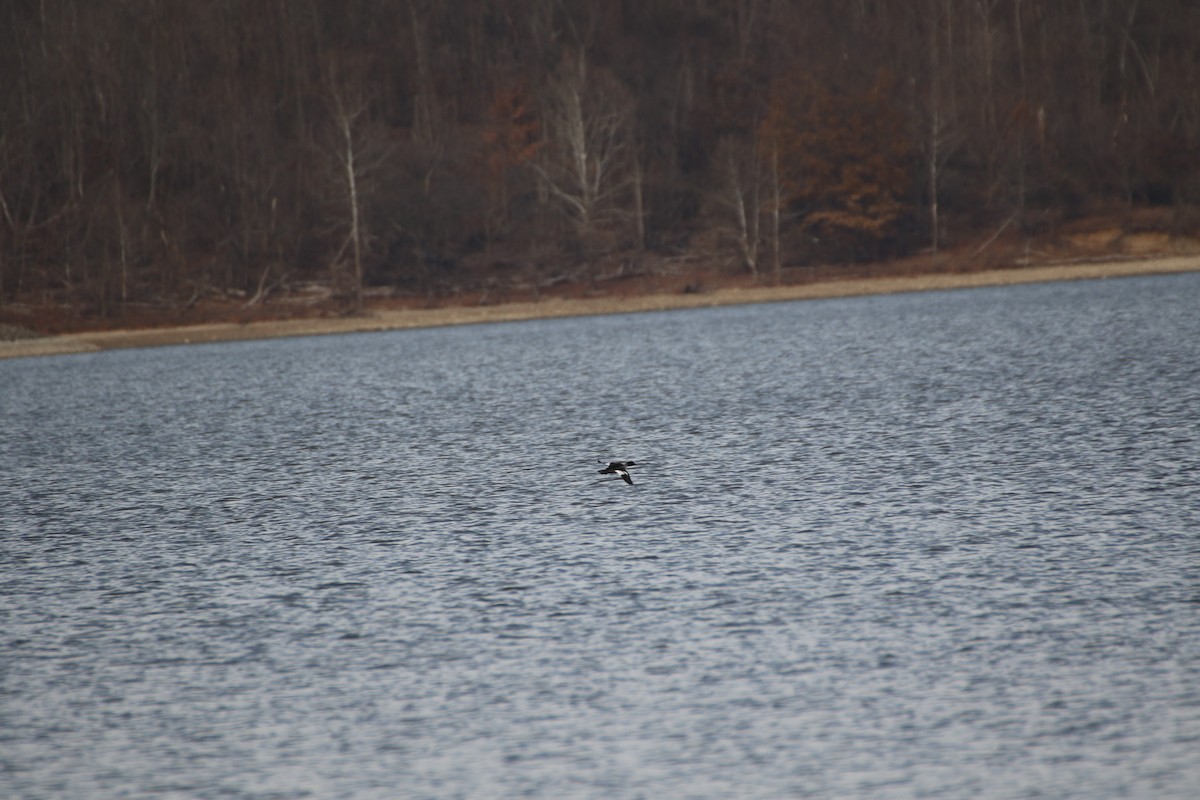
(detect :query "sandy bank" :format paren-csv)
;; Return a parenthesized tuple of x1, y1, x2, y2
(3, 255, 1198, 361)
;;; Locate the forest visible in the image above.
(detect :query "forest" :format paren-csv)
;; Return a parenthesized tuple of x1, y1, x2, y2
(1, 0, 1198, 318)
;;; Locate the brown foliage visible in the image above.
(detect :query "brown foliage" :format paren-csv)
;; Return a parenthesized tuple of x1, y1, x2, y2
(481, 84, 543, 238)
(762, 70, 914, 259)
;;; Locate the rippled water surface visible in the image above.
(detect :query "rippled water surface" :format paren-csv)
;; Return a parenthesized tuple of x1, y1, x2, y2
(3, 273, 1199, 799)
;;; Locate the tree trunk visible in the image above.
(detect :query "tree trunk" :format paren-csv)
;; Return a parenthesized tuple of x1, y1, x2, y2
(340, 112, 364, 314)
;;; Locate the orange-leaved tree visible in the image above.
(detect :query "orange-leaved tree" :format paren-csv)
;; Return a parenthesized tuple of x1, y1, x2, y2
(482, 83, 543, 240)
(761, 69, 914, 261)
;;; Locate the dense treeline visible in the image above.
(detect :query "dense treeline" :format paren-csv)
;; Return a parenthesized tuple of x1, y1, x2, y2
(2, 0, 1198, 314)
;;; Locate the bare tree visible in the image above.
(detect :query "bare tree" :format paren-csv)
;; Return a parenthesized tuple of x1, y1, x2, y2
(322, 71, 393, 313)
(713, 134, 763, 276)
(533, 52, 634, 242)
(407, 0, 440, 145)
(919, 0, 962, 258)
(765, 135, 784, 281)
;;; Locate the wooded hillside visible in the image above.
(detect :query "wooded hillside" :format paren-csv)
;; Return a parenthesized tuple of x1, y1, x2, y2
(2, 0, 1197, 317)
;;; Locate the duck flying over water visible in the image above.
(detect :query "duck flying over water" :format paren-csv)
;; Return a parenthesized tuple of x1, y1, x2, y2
(598, 460, 636, 485)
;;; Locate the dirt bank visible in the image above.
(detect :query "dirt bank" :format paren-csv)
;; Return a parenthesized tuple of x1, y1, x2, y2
(2, 255, 1197, 360)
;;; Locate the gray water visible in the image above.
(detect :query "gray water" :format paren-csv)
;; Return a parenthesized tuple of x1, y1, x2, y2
(2, 273, 1199, 799)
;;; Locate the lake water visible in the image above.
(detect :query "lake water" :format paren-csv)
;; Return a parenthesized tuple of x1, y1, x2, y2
(2, 273, 1199, 799)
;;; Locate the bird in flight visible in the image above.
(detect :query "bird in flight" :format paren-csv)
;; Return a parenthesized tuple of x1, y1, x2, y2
(598, 460, 636, 485)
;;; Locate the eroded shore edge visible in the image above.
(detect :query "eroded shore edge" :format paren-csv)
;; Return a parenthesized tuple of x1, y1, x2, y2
(3, 255, 1198, 360)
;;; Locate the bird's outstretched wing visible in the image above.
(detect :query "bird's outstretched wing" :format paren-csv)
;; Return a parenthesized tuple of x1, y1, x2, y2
(596, 459, 637, 484)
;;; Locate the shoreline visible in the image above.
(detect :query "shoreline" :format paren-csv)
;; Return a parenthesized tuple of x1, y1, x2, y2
(3, 254, 1198, 360)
